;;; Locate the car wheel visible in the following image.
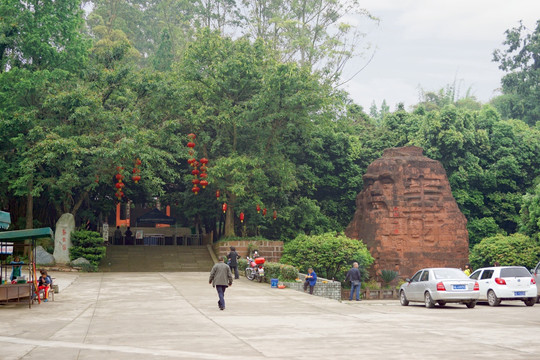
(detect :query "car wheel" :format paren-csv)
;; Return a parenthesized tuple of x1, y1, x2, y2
(400, 290, 409, 306)
(424, 292, 435, 308)
(536, 296, 540, 304)
(438, 301, 446, 307)
(487, 290, 501, 307)
(523, 298, 536, 307)
(465, 301, 476, 309)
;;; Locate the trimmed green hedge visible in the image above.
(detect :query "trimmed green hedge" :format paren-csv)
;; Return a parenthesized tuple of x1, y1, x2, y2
(69, 230, 106, 271)
(238, 259, 298, 282)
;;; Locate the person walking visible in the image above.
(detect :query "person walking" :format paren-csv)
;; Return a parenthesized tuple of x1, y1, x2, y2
(303, 268, 317, 295)
(227, 246, 240, 279)
(209, 256, 233, 310)
(345, 262, 362, 301)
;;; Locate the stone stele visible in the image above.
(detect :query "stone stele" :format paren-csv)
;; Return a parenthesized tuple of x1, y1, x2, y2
(345, 146, 469, 279)
(53, 213, 75, 265)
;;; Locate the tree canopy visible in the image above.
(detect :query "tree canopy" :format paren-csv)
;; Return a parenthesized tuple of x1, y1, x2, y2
(0, 4, 538, 259)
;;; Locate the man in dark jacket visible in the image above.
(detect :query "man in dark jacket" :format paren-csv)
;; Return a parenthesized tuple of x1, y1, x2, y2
(113, 226, 123, 245)
(227, 246, 240, 279)
(209, 256, 233, 310)
(345, 262, 362, 301)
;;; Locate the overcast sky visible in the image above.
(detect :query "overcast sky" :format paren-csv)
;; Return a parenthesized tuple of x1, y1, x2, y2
(340, 0, 540, 112)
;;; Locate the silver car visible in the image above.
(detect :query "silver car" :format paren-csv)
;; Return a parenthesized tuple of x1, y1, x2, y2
(399, 268, 480, 308)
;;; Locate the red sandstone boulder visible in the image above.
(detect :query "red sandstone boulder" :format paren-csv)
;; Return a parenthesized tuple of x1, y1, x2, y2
(345, 146, 469, 279)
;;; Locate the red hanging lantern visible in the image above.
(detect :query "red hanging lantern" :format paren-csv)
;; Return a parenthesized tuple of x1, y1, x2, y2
(200, 158, 209, 165)
(273, 210, 277, 220)
(200, 165, 207, 172)
(189, 150, 194, 156)
(132, 175, 141, 183)
(192, 178, 200, 185)
(192, 161, 199, 168)
(95, 175, 99, 183)
(216, 190, 220, 198)
(115, 173, 123, 180)
(187, 133, 196, 139)
(256, 204, 261, 213)
(222, 203, 227, 213)
(263, 208, 267, 216)
(199, 172, 208, 178)
(239, 212, 245, 223)
(200, 179, 208, 188)
(187, 142, 196, 148)
(135, 158, 142, 166)
(187, 158, 196, 166)
(191, 169, 200, 176)
(192, 186, 200, 195)
(115, 182, 124, 189)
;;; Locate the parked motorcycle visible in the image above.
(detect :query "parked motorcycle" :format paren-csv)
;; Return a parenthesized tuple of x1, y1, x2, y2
(245, 256, 265, 282)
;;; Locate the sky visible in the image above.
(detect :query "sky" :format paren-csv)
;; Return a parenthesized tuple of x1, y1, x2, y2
(340, 0, 540, 112)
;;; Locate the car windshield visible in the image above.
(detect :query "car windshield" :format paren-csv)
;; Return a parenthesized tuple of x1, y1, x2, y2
(500, 267, 531, 278)
(433, 269, 468, 280)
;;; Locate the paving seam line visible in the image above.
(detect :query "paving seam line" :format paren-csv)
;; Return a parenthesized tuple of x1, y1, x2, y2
(158, 272, 266, 357)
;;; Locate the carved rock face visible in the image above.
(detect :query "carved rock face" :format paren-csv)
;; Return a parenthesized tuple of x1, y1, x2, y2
(345, 146, 469, 279)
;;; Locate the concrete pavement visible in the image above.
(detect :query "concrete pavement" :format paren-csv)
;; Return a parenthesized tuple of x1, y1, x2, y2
(1, 271, 539, 359)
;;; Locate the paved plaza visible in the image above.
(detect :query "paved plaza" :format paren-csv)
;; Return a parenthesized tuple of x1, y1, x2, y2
(1, 271, 539, 359)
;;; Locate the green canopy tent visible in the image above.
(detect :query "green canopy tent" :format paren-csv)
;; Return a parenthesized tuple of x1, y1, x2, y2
(0, 211, 11, 230)
(0, 226, 54, 307)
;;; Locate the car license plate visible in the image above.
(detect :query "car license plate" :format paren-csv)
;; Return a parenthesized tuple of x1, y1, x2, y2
(453, 284, 466, 290)
(514, 291, 525, 296)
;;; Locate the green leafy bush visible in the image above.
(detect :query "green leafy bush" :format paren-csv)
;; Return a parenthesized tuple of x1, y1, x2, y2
(264, 262, 281, 280)
(280, 232, 373, 282)
(238, 258, 248, 274)
(69, 230, 106, 271)
(469, 233, 540, 269)
(380, 270, 398, 287)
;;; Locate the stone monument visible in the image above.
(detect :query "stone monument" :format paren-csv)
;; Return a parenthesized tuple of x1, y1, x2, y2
(53, 213, 76, 265)
(345, 146, 469, 279)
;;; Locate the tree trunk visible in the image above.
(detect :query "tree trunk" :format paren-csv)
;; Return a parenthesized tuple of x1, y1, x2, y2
(26, 179, 33, 229)
(224, 192, 236, 237)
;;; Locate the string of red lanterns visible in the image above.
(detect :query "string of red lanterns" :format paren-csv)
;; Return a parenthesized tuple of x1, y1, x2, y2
(132, 158, 142, 183)
(114, 166, 125, 199)
(186, 133, 211, 195)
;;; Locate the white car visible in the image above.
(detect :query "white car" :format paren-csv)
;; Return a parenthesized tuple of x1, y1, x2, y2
(530, 261, 540, 303)
(399, 268, 479, 308)
(469, 266, 537, 306)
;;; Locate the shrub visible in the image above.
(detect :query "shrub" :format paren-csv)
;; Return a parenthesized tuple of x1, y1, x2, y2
(380, 270, 398, 288)
(69, 230, 106, 271)
(280, 264, 299, 281)
(469, 233, 540, 269)
(264, 262, 281, 280)
(280, 232, 373, 282)
(238, 258, 248, 275)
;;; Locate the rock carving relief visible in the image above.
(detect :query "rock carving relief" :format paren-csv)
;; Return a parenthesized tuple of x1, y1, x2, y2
(345, 146, 469, 279)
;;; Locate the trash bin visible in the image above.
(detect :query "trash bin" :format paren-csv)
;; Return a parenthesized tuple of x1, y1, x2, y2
(270, 278, 279, 288)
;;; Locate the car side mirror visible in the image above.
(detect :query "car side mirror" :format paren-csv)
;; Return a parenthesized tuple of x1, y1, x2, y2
(405, 278, 411, 283)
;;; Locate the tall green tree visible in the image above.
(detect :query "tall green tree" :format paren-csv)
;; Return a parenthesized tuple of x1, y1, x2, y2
(175, 29, 334, 237)
(492, 20, 540, 126)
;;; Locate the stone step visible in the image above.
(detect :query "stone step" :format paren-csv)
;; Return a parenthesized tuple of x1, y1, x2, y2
(101, 245, 215, 272)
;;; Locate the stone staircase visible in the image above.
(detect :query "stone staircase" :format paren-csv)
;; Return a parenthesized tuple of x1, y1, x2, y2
(101, 246, 215, 272)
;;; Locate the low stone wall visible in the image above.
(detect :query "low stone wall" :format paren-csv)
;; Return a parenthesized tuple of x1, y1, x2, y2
(284, 273, 341, 301)
(213, 240, 283, 262)
(341, 288, 399, 300)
